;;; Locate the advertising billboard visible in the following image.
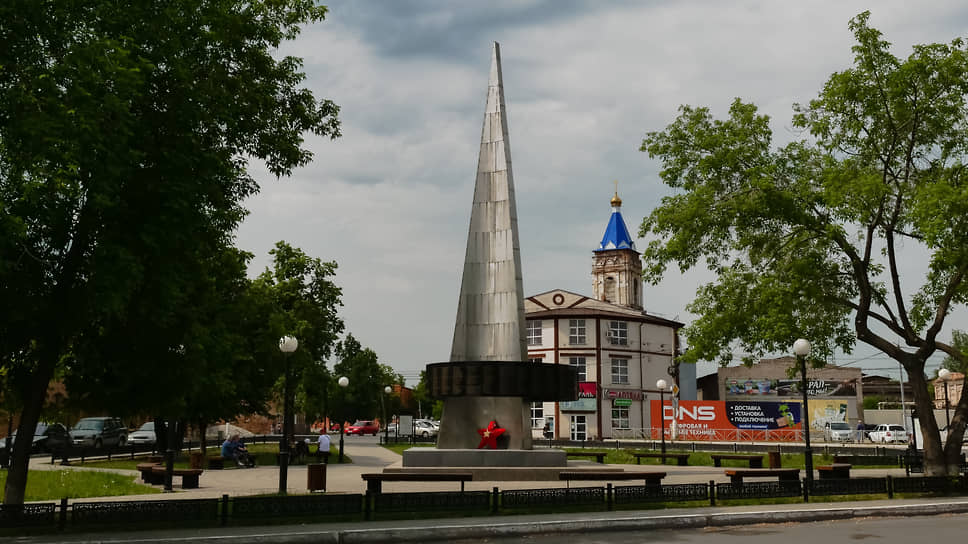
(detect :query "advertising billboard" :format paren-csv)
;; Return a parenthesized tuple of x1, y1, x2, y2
(725, 378, 855, 398)
(649, 400, 803, 441)
(561, 381, 597, 412)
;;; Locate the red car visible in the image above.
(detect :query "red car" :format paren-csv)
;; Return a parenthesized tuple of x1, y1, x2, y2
(344, 420, 379, 436)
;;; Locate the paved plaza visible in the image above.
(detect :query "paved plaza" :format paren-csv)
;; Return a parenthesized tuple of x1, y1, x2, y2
(28, 436, 921, 499)
(16, 438, 968, 543)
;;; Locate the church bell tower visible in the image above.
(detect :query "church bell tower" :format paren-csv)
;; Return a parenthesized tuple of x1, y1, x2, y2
(592, 189, 643, 310)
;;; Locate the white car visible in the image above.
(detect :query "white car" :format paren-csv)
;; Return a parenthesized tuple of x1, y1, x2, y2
(127, 422, 157, 446)
(414, 420, 438, 437)
(823, 422, 852, 442)
(868, 424, 909, 443)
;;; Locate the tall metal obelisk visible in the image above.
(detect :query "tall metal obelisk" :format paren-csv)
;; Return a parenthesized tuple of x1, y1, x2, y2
(411, 44, 575, 467)
(436, 42, 531, 449)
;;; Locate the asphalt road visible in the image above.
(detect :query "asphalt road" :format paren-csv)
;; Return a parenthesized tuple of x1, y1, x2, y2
(449, 512, 968, 543)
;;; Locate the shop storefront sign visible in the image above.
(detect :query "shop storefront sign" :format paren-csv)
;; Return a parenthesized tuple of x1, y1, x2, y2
(603, 388, 644, 401)
(561, 381, 597, 412)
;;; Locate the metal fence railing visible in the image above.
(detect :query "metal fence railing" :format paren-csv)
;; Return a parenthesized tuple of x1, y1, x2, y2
(5, 475, 968, 532)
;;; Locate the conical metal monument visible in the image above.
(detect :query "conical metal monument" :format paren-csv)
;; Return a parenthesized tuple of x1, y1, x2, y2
(405, 43, 576, 468)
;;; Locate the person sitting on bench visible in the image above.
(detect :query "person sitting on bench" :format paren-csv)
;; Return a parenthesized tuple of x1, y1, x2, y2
(221, 433, 255, 468)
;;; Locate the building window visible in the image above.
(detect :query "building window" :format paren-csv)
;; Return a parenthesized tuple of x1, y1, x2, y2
(527, 320, 542, 346)
(569, 319, 586, 345)
(611, 406, 630, 430)
(528, 357, 542, 364)
(531, 403, 543, 429)
(570, 415, 587, 441)
(569, 357, 587, 381)
(608, 321, 628, 345)
(611, 358, 629, 384)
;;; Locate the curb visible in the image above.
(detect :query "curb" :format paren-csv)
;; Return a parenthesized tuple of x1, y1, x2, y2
(57, 499, 968, 544)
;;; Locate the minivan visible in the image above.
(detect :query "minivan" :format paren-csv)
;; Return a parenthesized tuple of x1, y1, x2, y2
(70, 417, 127, 448)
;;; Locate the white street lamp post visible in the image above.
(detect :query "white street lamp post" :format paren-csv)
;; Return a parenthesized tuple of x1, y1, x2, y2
(939, 368, 952, 431)
(338, 376, 349, 462)
(383, 385, 392, 443)
(656, 379, 668, 456)
(278, 335, 298, 495)
(793, 338, 813, 500)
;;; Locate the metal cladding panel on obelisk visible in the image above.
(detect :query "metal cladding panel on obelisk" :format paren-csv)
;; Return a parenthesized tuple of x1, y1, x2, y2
(420, 43, 576, 459)
(450, 42, 526, 365)
(437, 42, 531, 451)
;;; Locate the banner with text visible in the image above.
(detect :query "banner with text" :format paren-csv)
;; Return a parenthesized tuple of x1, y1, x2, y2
(649, 400, 803, 441)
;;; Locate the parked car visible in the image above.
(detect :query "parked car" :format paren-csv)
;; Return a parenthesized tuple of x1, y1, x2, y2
(414, 420, 438, 438)
(868, 424, 910, 443)
(416, 419, 439, 431)
(70, 417, 127, 448)
(127, 421, 157, 446)
(0, 422, 70, 453)
(344, 420, 379, 436)
(823, 422, 852, 442)
(938, 426, 968, 444)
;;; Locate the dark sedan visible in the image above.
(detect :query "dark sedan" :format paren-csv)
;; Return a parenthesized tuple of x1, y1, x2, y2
(2, 422, 71, 453)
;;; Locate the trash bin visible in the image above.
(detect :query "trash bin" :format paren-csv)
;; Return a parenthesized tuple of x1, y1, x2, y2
(190, 451, 205, 469)
(307, 463, 327, 492)
(768, 451, 782, 468)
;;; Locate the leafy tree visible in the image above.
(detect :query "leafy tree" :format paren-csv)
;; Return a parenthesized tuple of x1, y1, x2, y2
(412, 370, 444, 420)
(253, 241, 345, 439)
(331, 335, 391, 426)
(639, 12, 968, 475)
(0, 1, 340, 504)
(941, 330, 968, 374)
(862, 395, 884, 411)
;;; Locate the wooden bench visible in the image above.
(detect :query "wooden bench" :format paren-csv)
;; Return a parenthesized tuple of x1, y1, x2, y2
(150, 466, 204, 489)
(207, 456, 225, 470)
(724, 468, 799, 485)
(559, 471, 667, 488)
(632, 452, 690, 466)
(817, 463, 851, 479)
(137, 462, 164, 485)
(360, 472, 473, 494)
(711, 453, 764, 468)
(566, 451, 608, 463)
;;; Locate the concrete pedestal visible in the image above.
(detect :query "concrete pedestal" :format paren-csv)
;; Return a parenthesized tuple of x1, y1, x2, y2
(402, 448, 567, 468)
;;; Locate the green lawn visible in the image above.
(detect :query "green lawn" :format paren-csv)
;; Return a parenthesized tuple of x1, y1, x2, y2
(75, 443, 350, 471)
(383, 442, 435, 456)
(0, 470, 160, 501)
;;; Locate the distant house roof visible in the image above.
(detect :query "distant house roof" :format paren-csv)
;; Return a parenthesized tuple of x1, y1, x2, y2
(525, 288, 683, 328)
(596, 193, 636, 252)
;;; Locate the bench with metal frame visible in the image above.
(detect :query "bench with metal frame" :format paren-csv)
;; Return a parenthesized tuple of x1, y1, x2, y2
(723, 467, 799, 484)
(565, 451, 608, 463)
(558, 471, 667, 488)
(817, 463, 852, 479)
(360, 472, 473, 494)
(137, 462, 204, 489)
(632, 452, 690, 466)
(711, 453, 764, 468)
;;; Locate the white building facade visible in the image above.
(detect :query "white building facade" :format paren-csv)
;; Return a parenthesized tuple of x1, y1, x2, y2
(525, 192, 685, 440)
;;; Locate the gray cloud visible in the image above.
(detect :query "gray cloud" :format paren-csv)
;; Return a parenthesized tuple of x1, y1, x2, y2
(238, 2, 968, 385)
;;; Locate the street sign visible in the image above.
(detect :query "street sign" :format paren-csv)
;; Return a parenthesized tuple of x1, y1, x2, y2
(672, 384, 680, 397)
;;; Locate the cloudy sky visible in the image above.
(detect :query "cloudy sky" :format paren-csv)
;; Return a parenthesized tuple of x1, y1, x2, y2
(235, 1, 968, 386)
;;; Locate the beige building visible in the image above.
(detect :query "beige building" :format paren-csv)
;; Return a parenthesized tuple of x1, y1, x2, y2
(525, 192, 684, 440)
(934, 371, 964, 410)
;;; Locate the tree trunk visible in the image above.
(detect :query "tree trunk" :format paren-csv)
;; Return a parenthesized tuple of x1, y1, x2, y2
(3, 350, 58, 505)
(909, 369, 950, 476)
(198, 419, 207, 454)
